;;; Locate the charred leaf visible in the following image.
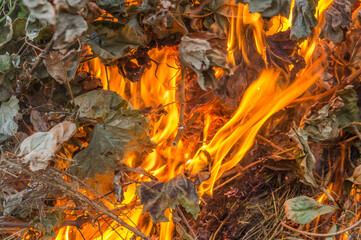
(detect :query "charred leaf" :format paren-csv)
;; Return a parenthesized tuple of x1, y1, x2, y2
(320, 0, 355, 44)
(137, 174, 200, 223)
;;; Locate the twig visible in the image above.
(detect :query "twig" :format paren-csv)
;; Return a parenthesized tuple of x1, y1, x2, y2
(172, 112, 201, 146)
(65, 75, 75, 106)
(105, 65, 110, 90)
(17, 39, 55, 94)
(257, 134, 293, 157)
(345, 68, 361, 84)
(172, 66, 186, 147)
(210, 201, 238, 240)
(214, 158, 265, 190)
(0, 217, 91, 228)
(2, 160, 151, 240)
(176, 206, 197, 240)
(280, 218, 361, 237)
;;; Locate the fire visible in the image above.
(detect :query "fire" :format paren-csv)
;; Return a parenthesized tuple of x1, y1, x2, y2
(56, 0, 335, 239)
(227, 3, 267, 65)
(187, 63, 323, 195)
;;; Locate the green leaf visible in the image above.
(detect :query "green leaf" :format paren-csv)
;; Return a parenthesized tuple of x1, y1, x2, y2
(17, 2, 30, 19)
(33, 211, 65, 240)
(137, 174, 200, 223)
(0, 95, 19, 143)
(97, 0, 126, 17)
(334, 85, 358, 128)
(325, 224, 338, 240)
(290, 0, 318, 40)
(25, 15, 51, 41)
(0, 16, 13, 49)
(0, 55, 11, 73)
(0, 54, 20, 89)
(71, 91, 156, 179)
(74, 90, 126, 120)
(285, 196, 336, 224)
(12, 18, 27, 39)
(237, 0, 291, 18)
(84, 18, 146, 61)
(288, 126, 317, 187)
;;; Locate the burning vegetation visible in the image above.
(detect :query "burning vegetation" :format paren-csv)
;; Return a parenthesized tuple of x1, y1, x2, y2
(1, 0, 361, 239)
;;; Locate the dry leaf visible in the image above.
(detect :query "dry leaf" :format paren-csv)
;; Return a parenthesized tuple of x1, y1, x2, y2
(30, 110, 49, 132)
(19, 121, 77, 171)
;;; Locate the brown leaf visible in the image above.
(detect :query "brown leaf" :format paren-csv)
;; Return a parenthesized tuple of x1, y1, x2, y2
(179, 32, 231, 91)
(43, 52, 68, 84)
(30, 110, 49, 132)
(267, 30, 305, 77)
(320, 0, 354, 43)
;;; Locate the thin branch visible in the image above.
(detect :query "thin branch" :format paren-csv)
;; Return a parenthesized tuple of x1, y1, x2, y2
(17, 38, 55, 93)
(280, 218, 361, 238)
(176, 206, 197, 240)
(173, 66, 186, 146)
(105, 65, 110, 90)
(2, 160, 151, 240)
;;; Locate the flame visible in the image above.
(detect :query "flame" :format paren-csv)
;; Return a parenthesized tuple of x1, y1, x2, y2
(56, 0, 334, 239)
(187, 63, 323, 195)
(227, 3, 267, 65)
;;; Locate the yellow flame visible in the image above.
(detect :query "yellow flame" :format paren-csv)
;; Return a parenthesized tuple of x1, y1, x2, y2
(57, 0, 334, 238)
(187, 61, 323, 195)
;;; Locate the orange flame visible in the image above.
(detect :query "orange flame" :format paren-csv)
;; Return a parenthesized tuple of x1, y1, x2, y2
(56, 0, 334, 239)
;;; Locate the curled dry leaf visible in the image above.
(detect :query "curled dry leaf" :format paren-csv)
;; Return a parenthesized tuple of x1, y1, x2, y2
(179, 32, 230, 91)
(43, 48, 81, 83)
(299, 85, 358, 142)
(285, 196, 336, 224)
(288, 125, 317, 187)
(23, 0, 56, 25)
(81, 2, 103, 21)
(320, 0, 354, 44)
(266, 30, 305, 77)
(18, 121, 77, 171)
(300, 98, 342, 142)
(25, 15, 50, 41)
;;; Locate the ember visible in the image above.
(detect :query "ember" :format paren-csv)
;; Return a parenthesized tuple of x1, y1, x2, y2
(1, 0, 361, 239)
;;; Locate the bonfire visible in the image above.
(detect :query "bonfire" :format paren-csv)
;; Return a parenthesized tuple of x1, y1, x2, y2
(1, 0, 361, 239)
